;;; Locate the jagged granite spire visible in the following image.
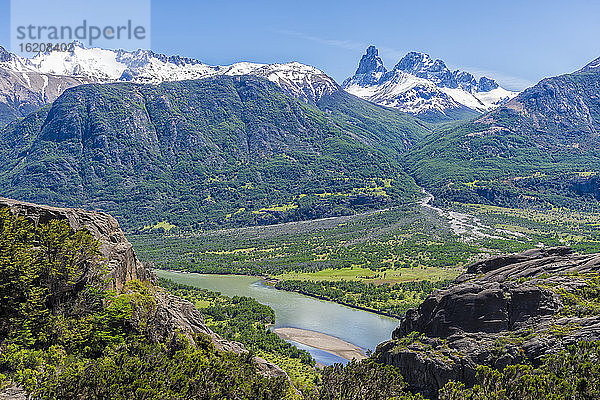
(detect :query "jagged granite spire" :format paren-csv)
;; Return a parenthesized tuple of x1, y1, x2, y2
(355, 45, 387, 75)
(343, 45, 387, 86)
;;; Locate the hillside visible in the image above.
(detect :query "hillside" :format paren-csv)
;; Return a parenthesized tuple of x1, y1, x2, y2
(405, 56, 600, 209)
(0, 44, 339, 127)
(0, 75, 427, 230)
(377, 246, 600, 399)
(0, 197, 290, 399)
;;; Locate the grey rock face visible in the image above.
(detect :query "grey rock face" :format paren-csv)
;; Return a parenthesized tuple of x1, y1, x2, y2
(0, 385, 27, 400)
(351, 45, 387, 85)
(393, 52, 499, 93)
(0, 67, 90, 127)
(498, 66, 600, 143)
(477, 76, 499, 92)
(0, 196, 151, 291)
(0, 197, 287, 379)
(377, 246, 600, 398)
(394, 52, 454, 88)
(0, 46, 12, 63)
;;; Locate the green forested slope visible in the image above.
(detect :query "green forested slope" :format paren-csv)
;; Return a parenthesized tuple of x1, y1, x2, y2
(404, 63, 600, 209)
(0, 208, 291, 399)
(0, 76, 428, 230)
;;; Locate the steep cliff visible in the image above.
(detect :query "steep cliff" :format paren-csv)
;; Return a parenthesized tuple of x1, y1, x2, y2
(0, 197, 285, 379)
(377, 246, 600, 398)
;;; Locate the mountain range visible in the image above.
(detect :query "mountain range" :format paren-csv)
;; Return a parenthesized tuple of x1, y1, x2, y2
(0, 74, 426, 229)
(0, 43, 339, 127)
(0, 43, 599, 229)
(407, 54, 600, 208)
(343, 46, 517, 119)
(3, 35, 600, 400)
(0, 43, 518, 128)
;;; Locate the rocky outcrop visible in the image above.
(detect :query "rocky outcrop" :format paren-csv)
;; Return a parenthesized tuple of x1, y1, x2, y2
(0, 196, 151, 291)
(0, 197, 287, 379)
(377, 246, 600, 399)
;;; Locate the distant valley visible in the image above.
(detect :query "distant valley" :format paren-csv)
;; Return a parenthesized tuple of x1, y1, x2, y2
(2, 39, 600, 400)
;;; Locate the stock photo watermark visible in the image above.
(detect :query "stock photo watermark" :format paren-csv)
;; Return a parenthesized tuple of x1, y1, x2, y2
(10, 0, 151, 55)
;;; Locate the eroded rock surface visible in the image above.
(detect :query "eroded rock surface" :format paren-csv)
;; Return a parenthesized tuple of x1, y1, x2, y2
(377, 246, 600, 398)
(0, 197, 286, 380)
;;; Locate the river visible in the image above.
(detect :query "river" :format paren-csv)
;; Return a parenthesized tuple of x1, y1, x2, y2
(155, 270, 400, 366)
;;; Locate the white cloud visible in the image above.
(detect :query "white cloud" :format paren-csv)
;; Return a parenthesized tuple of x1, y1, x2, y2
(274, 29, 366, 52)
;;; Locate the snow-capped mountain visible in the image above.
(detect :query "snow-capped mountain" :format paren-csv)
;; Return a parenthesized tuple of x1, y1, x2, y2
(0, 43, 339, 126)
(5, 43, 338, 102)
(342, 46, 517, 117)
(0, 46, 93, 126)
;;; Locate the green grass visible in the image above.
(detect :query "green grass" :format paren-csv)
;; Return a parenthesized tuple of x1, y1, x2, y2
(142, 220, 178, 232)
(274, 265, 461, 285)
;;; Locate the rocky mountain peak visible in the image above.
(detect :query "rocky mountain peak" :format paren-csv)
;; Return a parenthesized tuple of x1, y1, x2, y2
(365, 45, 378, 56)
(348, 45, 387, 86)
(477, 76, 499, 91)
(343, 47, 517, 116)
(0, 44, 341, 127)
(394, 52, 441, 74)
(356, 45, 386, 74)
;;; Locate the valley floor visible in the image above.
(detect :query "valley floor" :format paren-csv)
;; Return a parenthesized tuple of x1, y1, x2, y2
(133, 189, 600, 319)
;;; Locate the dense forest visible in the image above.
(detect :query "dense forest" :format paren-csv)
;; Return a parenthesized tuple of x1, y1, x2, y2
(0, 77, 427, 231)
(274, 279, 452, 317)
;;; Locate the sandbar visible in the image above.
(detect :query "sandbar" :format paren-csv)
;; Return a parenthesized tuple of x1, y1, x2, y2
(273, 327, 366, 361)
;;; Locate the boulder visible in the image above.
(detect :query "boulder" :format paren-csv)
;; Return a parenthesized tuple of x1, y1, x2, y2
(377, 246, 600, 398)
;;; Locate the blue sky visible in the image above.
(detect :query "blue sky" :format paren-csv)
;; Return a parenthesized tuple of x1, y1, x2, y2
(2, 0, 600, 90)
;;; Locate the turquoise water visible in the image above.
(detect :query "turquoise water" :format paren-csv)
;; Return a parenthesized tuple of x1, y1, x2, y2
(155, 271, 399, 365)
